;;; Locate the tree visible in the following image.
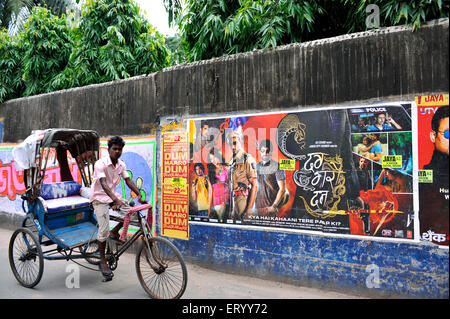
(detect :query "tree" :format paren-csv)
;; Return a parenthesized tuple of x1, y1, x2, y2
(1, 0, 76, 34)
(0, 0, 172, 103)
(20, 6, 73, 97)
(175, 0, 449, 62)
(343, 0, 448, 32)
(0, 28, 24, 101)
(165, 34, 183, 64)
(162, 0, 182, 27)
(1, 4, 74, 102)
(52, 0, 171, 90)
(1, 0, 34, 31)
(176, 0, 337, 62)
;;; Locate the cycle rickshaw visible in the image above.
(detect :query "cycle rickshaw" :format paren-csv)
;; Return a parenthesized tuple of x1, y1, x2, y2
(8, 128, 187, 299)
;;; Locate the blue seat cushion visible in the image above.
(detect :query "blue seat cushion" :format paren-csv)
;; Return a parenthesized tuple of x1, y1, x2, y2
(44, 195, 90, 214)
(40, 181, 82, 200)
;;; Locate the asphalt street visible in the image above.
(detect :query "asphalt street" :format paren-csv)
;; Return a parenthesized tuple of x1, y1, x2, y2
(0, 226, 364, 300)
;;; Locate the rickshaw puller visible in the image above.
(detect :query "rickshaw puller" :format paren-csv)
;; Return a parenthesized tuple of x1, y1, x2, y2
(90, 136, 146, 279)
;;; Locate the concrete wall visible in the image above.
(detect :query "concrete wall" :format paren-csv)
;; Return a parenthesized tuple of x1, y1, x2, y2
(1, 19, 449, 298)
(1, 19, 448, 142)
(171, 223, 448, 298)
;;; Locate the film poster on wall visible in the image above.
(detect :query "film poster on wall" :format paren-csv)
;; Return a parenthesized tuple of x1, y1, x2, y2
(160, 120, 190, 240)
(186, 102, 419, 241)
(416, 94, 449, 246)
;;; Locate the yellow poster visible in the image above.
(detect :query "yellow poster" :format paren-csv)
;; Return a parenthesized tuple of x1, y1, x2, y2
(161, 130, 189, 240)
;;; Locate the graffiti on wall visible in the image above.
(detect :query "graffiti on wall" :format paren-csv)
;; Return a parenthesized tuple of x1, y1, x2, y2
(0, 160, 81, 200)
(0, 136, 157, 221)
(0, 160, 26, 200)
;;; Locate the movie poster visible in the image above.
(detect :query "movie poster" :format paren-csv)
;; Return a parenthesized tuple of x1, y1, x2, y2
(187, 103, 415, 239)
(416, 94, 449, 246)
(161, 129, 190, 240)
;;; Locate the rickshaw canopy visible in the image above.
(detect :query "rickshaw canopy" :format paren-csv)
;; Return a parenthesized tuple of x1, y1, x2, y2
(40, 128, 100, 151)
(13, 128, 100, 170)
(13, 128, 100, 196)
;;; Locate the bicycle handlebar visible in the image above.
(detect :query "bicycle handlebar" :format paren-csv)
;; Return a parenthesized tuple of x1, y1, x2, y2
(127, 203, 153, 213)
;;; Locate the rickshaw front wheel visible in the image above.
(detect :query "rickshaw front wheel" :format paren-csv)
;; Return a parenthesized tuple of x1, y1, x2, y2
(9, 228, 44, 288)
(22, 216, 40, 238)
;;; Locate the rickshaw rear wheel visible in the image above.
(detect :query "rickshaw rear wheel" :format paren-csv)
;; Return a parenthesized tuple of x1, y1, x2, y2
(9, 228, 44, 288)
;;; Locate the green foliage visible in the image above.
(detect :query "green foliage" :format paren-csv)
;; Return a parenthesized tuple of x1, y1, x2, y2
(0, 28, 24, 102)
(177, 0, 449, 62)
(1, 0, 448, 104)
(52, 0, 171, 89)
(176, 0, 343, 62)
(164, 35, 183, 64)
(0, 0, 172, 103)
(0, 0, 34, 31)
(20, 6, 73, 97)
(177, 0, 236, 62)
(1, 0, 75, 34)
(344, 0, 448, 32)
(162, 0, 182, 27)
(224, 0, 323, 52)
(1, 6, 74, 101)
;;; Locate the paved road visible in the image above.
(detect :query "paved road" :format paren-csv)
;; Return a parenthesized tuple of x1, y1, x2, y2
(0, 226, 364, 300)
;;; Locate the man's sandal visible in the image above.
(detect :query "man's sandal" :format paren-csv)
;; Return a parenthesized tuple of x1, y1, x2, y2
(99, 264, 114, 279)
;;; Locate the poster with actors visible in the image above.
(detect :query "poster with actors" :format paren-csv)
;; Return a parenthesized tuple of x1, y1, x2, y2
(187, 103, 416, 240)
(416, 94, 449, 246)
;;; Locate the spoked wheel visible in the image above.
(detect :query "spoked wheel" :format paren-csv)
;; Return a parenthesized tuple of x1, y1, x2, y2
(136, 236, 187, 299)
(79, 240, 100, 265)
(22, 216, 39, 238)
(9, 228, 44, 288)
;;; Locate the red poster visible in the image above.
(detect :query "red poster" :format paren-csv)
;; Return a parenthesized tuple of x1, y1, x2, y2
(161, 131, 189, 240)
(187, 103, 416, 240)
(416, 94, 449, 246)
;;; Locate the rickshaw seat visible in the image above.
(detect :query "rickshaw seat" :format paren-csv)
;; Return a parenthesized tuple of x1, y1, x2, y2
(44, 196, 90, 214)
(40, 181, 90, 214)
(37, 182, 97, 247)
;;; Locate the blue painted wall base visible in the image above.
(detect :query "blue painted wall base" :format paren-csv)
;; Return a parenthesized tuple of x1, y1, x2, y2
(171, 223, 449, 299)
